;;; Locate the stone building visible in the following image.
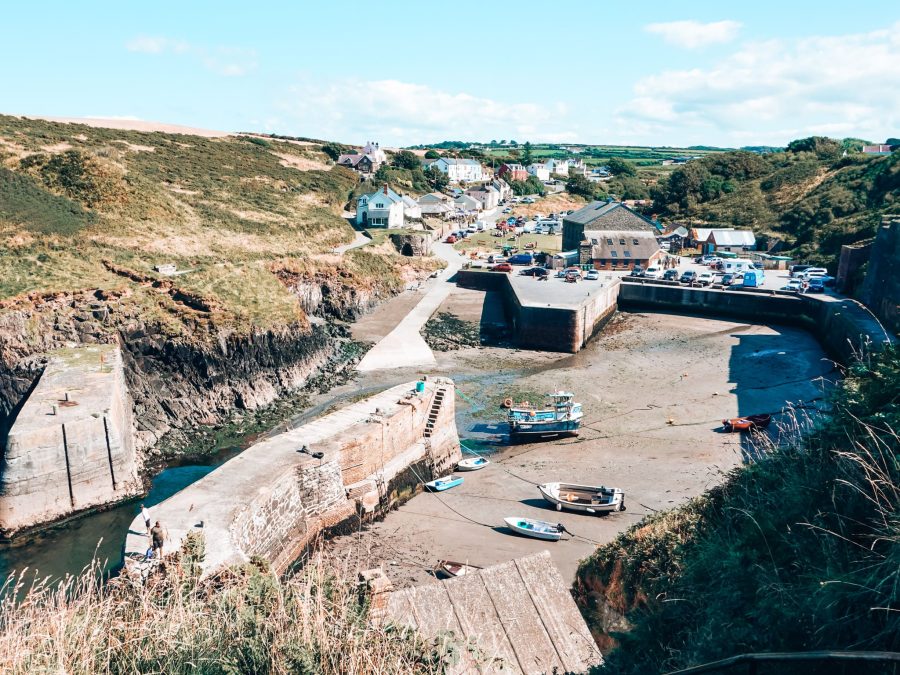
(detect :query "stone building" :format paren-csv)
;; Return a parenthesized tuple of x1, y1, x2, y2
(562, 200, 659, 251)
(580, 229, 664, 271)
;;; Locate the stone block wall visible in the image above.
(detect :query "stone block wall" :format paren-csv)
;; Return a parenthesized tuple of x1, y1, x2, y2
(0, 345, 140, 535)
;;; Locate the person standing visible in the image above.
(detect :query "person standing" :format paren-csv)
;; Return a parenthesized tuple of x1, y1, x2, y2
(141, 504, 152, 533)
(149, 521, 166, 559)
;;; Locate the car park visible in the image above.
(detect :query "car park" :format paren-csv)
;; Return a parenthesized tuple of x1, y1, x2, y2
(585, 269, 600, 280)
(680, 270, 698, 284)
(491, 263, 512, 272)
(697, 271, 714, 286)
(662, 269, 679, 281)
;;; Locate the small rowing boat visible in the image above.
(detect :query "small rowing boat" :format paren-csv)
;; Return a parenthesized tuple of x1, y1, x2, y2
(723, 414, 772, 432)
(538, 482, 625, 514)
(457, 457, 489, 471)
(425, 475, 463, 491)
(435, 560, 482, 578)
(503, 517, 563, 541)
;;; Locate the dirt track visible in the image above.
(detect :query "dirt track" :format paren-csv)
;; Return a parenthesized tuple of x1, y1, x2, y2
(328, 290, 834, 585)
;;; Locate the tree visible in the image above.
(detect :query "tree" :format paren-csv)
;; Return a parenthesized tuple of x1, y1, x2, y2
(606, 157, 636, 177)
(566, 173, 598, 200)
(424, 166, 449, 191)
(424, 150, 440, 159)
(522, 141, 533, 166)
(392, 150, 421, 170)
(786, 136, 842, 160)
(321, 142, 344, 162)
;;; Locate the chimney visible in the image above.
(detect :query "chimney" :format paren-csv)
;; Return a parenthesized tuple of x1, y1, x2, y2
(383, 184, 388, 195)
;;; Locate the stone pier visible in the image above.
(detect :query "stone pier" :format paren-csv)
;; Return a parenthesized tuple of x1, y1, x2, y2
(125, 378, 460, 575)
(0, 345, 140, 536)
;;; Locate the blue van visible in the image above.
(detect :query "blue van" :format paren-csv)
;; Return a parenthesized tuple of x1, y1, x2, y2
(507, 253, 535, 266)
(742, 270, 765, 288)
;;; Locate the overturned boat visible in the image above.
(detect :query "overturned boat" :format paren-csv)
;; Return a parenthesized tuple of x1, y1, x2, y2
(538, 482, 625, 514)
(506, 391, 583, 441)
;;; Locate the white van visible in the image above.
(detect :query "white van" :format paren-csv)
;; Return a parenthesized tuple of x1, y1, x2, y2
(536, 219, 561, 235)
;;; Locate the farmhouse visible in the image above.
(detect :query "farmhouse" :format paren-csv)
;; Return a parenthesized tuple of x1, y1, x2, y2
(580, 229, 664, 272)
(562, 200, 659, 251)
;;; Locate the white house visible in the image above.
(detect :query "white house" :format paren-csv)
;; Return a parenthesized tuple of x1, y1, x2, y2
(336, 140, 387, 174)
(418, 192, 452, 218)
(356, 186, 405, 228)
(527, 163, 550, 181)
(466, 184, 500, 210)
(491, 177, 512, 202)
(401, 195, 422, 220)
(432, 158, 485, 183)
(454, 194, 481, 212)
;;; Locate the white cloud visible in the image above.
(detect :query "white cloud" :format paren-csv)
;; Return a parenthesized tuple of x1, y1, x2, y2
(125, 36, 256, 77)
(645, 20, 741, 49)
(618, 23, 900, 145)
(276, 78, 576, 145)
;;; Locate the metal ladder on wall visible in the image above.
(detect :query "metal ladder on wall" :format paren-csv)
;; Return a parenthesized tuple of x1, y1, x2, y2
(423, 387, 447, 439)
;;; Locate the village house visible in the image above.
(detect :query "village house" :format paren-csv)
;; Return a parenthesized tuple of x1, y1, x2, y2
(417, 192, 452, 218)
(580, 230, 664, 272)
(356, 185, 405, 228)
(337, 140, 387, 175)
(491, 177, 512, 202)
(430, 157, 484, 183)
(401, 194, 422, 220)
(453, 194, 481, 212)
(497, 163, 528, 182)
(527, 163, 551, 181)
(465, 184, 500, 210)
(705, 229, 756, 253)
(562, 200, 660, 251)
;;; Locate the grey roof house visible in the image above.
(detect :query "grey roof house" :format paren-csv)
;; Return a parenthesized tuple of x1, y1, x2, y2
(562, 200, 660, 251)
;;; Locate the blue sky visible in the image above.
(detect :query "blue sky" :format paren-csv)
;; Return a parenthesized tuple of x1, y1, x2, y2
(2, 1, 898, 147)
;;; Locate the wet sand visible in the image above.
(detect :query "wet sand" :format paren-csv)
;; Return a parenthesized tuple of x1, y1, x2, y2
(328, 302, 834, 586)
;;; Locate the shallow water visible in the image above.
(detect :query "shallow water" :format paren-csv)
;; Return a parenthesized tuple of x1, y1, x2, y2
(0, 446, 241, 585)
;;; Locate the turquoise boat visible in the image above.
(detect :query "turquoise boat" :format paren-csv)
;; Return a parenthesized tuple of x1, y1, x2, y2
(425, 475, 463, 491)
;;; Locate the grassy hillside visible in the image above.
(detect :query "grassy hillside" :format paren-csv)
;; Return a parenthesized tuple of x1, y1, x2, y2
(0, 115, 433, 332)
(577, 347, 900, 673)
(650, 139, 900, 267)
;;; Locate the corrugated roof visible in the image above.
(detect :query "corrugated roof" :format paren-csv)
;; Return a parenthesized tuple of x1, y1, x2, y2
(383, 551, 602, 674)
(708, 229, 755, 247)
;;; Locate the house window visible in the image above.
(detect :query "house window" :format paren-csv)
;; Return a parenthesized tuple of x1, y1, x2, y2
(619, 238, 626, 245)
(624, 251, 631, 257)
(591, 238, 598, 245)
(598, 259, 607, 266)
(611, 251, 618, 257)
(633, 239, 639, 245)
(606, 238, 613, 245)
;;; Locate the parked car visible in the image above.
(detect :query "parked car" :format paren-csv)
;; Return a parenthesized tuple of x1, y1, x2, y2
(790, 264, 814, 277)
(799, 267, 828, 279)
(444, 235, 457, 244)
(806, 277, 826, 293)
(781, 279, 803, 292)
(697, 271, 715, 286)
(643, 267, 662, 279)
(502, 207, 512, 213)
(491, 263, 512, 272)
(630, 266, 645, 277)
(680, 270, 698, 284)
(705, 257, 723, 267)
(721, 273, 736, 286)
(520, 266, 548, 277)
(662, 269, 679, 281)
(585, 269, 600, 280)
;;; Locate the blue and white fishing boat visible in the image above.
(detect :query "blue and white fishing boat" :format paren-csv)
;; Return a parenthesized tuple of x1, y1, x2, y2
(457, 457, 489, 471)
(503, 517, 563, 541)
(506, 391, 583, 441)
(425, 475, 463, 491)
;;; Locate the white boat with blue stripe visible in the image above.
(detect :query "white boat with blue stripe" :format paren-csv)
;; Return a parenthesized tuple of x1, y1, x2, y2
(506, 391, 583, 441)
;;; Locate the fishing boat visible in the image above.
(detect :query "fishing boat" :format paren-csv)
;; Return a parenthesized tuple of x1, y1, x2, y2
(506, 391, 583, 441)
(425, 475, 463, 491)
(457, 457, 490, 471)
(722, 414, 772, 432)
(503, 517, 563, 541)
(435, 560, 482, 578)
(538, 482, 625, 514)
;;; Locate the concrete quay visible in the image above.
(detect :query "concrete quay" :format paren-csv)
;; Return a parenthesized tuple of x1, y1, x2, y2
(125, 378, 460, 575)
(0, 345, 140, 536)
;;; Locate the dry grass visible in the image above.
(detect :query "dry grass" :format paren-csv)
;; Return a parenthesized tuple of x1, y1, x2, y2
(0, 549, 452, 674)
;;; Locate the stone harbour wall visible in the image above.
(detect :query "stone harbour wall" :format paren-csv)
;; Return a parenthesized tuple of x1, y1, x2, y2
(0, 345, 140, 536)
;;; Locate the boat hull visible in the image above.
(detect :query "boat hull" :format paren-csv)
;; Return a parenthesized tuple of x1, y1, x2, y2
(425, 475, 463, 491)
(509, 419, 581, 440)
(457, 458, 489, 471)
(538, 483, 625, 514)
(503, 517, 562, 541)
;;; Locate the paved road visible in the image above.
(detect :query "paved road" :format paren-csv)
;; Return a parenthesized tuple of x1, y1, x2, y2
(356, 242, 465, 371)
(333, 218, 371, 254)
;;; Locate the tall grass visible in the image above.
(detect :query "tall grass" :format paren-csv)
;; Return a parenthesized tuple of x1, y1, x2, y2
(0, 547, 447, 674)
(579, 346, 900, 673)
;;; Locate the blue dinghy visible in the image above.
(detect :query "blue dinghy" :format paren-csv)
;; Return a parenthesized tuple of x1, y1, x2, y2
(426, 475, 463, 491)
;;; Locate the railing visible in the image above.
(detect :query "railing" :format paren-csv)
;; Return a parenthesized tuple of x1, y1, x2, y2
(665, 651, 900, 675)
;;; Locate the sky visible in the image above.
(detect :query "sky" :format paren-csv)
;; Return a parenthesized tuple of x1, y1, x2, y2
(1, 1, 898, 148)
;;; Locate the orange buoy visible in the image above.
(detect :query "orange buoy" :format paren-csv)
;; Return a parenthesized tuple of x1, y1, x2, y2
(503, 398, 513, 408)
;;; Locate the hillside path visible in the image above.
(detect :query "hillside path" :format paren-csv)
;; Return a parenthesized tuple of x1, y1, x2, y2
(356, 242, 465, 371)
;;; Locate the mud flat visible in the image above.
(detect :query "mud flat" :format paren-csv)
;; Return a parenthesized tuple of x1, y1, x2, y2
(327, 309, 833, 585)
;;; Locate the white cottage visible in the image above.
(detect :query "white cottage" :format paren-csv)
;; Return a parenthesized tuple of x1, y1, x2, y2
(432, 158, 485, 183)
(527, 163, 550, 181)
(356, 186, 405, 228)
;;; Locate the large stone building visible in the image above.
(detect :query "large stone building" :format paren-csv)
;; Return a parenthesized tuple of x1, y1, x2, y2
(580, 229, 664, 272)
(562, 200, 659, 251)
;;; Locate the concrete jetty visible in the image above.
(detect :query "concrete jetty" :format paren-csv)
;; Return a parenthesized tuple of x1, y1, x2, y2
(125, 378, 460, 574)
(0, 345, 140, 536)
